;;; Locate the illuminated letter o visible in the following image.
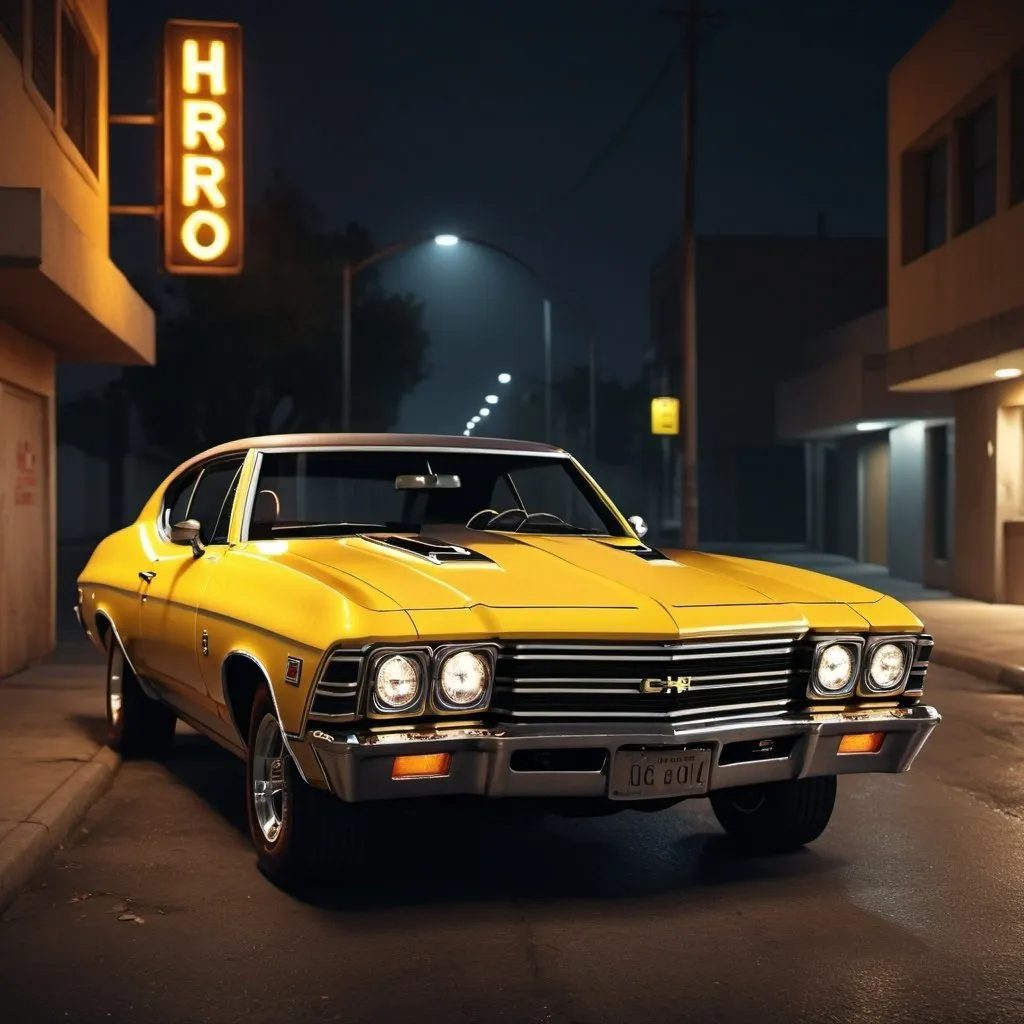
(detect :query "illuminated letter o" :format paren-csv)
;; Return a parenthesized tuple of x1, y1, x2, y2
(181, 210, 230, 262)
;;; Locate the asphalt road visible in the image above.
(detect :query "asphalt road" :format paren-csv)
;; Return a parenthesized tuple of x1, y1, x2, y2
(1, 665, 1023, 1024)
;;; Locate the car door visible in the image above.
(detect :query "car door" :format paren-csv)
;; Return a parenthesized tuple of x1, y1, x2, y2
(136, 455, 246, 711)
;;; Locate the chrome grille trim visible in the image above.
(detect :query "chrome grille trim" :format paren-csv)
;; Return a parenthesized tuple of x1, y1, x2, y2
(307, 649, 364, 725)
(492, 635, 808, 723)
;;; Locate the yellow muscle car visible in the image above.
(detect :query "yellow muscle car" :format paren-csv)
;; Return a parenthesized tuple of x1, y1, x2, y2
(75, 433, 940, 886)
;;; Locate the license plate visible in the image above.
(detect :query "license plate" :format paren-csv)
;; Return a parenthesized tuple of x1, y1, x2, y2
(609, 747, 712, 800)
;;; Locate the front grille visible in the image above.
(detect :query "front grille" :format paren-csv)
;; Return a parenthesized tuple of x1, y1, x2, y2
(491, 636, 809, 724)
(307, 652, 361, 723)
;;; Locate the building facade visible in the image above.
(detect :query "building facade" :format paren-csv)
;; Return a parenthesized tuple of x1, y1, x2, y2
(888, 0, 1024, 602)
(649, 234, 888, 547)
(776, 309, 953, 584)
(0, 0, 154, 675)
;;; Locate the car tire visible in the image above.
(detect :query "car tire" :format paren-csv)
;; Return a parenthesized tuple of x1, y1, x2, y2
(709, 775, 837, 853)
(245, 681, 366, 887)
(105, 636, 177, 759)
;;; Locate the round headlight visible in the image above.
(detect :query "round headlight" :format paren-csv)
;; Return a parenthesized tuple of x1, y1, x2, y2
(868, 642, 906, 690)
(816, 643, 855, 693)
(439, 650, 489, 707)
(374, 654, 420, 710)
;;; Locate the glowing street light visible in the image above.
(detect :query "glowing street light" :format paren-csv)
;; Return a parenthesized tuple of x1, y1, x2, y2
(471, 415, 480, 424)
(434, 234, 459, 246)
(497, 373, 511, 384)
(485, 394, 498, 404)
(479, 408, 490, 417)
(462, 429, 470, 436)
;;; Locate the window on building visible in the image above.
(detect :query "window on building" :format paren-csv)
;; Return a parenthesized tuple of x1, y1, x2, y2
(30, 0, 55, 108)
(958, 98, 997, 232)
(0, 0, 23, 56)
(1012, 68, 1024, 206)
(922, 139, 948, 253)
(60, 7, 98, 172)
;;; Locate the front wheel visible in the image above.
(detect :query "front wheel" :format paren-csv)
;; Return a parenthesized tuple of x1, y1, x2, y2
(245, 682, 368, 886)
(106, 637, 176, 759)
(709, 775, 837, 853)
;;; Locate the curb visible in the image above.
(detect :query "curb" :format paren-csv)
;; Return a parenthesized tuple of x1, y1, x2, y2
(930, 646, 1024, 695)
(0, 745, 121, 915)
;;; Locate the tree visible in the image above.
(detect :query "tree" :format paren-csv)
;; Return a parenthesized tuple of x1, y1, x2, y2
(550, 367, 649, 466)
(114, 172, 430, 457)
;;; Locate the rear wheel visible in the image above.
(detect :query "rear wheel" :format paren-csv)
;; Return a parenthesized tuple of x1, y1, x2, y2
(245, 682, 368, 886)
(106, 637, 176, 759)
(709, 775, 837, 853)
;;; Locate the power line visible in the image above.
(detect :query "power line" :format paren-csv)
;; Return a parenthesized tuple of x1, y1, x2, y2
(482, 45, 681, 236)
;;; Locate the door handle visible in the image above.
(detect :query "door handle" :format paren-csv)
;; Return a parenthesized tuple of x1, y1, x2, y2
(138, 571, 157, 583)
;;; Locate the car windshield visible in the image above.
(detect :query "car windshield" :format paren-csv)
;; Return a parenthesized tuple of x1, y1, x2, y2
(245, 449, 627, 540)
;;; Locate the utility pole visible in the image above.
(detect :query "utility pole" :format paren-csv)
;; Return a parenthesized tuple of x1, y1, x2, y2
(662, 1, 726, 550)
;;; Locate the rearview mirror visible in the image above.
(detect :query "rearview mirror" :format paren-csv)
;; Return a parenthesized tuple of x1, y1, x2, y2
(170, 518, 206, 558)
(627, 515, 648, 539)
(394, 473, 461, 490)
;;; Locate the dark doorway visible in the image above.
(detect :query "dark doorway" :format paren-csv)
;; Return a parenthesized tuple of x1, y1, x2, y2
(734, 445, 806, 542)
(822, 444, 841, 553)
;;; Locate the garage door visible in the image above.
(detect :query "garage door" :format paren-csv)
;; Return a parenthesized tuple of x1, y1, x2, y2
(0, 381, 50, 677)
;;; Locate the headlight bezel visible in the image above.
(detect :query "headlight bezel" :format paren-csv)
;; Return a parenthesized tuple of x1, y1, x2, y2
(366, 647, 430, 718)
(858, 637, 915, 697)
(807, 636, 864, 699)
(431, 643, 497, 715)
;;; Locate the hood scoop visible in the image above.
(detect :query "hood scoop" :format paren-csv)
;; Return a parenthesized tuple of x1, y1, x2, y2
(363, 534, 494, 565)
(598, 540, 677, 565)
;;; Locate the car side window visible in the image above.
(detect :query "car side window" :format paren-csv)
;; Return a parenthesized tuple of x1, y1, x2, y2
(186, 456, 246, 545)
(162, 468, 202, 537)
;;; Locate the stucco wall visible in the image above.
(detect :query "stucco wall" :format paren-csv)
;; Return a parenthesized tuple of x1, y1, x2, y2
(0, 0, 110, 255)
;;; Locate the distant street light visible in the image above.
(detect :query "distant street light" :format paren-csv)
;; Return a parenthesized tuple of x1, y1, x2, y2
(434, 234, 460, 246)
(485, 394, 498, 404)
(471, 415, 480, 424)
(497, 373, 511, 384)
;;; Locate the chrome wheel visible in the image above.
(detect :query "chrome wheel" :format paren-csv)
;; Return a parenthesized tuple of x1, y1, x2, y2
(108, 644, 125, 725)
(252, 713, 287, 844)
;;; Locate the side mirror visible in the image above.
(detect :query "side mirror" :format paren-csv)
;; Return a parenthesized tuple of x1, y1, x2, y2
(170, 518, 206, 558)
(627, 515, 648, 540)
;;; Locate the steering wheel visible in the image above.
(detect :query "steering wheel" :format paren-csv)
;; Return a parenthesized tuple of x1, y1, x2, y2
(481, 508, 529, 531)
(520, 512, 572, 530)
(466, 508, 499, 530)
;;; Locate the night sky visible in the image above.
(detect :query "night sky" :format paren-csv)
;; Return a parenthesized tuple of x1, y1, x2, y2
(88, 0, 951, 435)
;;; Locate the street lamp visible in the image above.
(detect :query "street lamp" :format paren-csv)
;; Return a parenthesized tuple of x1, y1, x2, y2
(485, 394, 498, 404)
(342, 234, 598, 453)
(341, 234, 460, 432)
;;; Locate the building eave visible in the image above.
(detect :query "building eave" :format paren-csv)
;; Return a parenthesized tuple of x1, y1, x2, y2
(0, 187, 155, 365)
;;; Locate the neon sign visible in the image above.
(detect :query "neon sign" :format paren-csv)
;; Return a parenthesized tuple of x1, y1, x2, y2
(163, 20, 243, 275)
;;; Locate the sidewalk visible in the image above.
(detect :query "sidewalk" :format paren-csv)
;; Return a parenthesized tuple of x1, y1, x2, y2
(0, 637, 116, 914)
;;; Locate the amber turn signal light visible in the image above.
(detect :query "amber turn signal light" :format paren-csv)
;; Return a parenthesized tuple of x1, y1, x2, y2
(391, 752, 452, 780)
(838, 732, 885, 754)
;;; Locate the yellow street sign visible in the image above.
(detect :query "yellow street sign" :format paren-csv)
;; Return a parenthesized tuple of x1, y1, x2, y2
(650, 396, 680, 435)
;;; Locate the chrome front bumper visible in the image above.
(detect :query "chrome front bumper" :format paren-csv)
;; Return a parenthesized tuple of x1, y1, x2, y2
(307, 704, 940, 803)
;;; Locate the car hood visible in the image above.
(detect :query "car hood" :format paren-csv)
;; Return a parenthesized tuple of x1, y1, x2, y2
(252, 529, 913, 638)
